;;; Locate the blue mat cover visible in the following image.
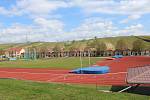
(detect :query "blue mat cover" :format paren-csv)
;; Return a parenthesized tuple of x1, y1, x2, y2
(112, 55, 123, 58)
(70, 66, 110, 74)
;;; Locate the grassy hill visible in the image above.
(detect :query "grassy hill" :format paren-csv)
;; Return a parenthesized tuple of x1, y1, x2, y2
(0, 36, 150, 50)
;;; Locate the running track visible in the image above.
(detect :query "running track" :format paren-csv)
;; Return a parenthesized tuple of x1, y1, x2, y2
(0, 56, 149, 85)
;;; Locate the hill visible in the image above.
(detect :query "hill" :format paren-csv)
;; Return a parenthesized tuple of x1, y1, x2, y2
(0, 36, 150, 50)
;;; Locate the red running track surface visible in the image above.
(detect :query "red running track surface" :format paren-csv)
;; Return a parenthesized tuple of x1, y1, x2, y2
(0, 56, 149, 85)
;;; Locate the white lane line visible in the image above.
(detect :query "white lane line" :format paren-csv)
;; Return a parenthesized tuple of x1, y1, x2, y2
(0, 71, 127, 76)
(47, 75, 65, 82)
(105, 72, 127, 75)
(0, 71, 67, 75)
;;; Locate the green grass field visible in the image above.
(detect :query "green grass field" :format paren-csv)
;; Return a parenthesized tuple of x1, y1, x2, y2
(0, 79, 149, 100)
(0, 57, 103, 69)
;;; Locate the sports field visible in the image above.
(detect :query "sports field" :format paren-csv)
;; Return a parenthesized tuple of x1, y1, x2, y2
(0, 57, 103, 69)
(0, 56, 150, 99)
(0, 56, 149, 85)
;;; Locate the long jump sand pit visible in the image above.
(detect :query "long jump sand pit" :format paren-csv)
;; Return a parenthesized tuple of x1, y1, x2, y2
(0, 56, 149, 85)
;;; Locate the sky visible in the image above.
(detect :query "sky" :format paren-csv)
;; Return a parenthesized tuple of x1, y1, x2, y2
(0, 0, 150, 43)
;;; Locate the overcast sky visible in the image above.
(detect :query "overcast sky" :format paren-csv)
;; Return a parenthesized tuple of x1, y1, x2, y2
(0, 0, 150, 43)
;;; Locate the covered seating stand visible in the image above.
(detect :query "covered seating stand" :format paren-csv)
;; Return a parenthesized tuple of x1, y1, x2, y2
(118, 65, 150, 92)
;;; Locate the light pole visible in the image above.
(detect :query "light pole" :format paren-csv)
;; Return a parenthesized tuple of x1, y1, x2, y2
(88, 50, 91, 66)
(80, 51, 83, 73)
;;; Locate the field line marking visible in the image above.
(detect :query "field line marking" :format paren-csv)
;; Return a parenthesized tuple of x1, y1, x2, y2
(0, 71, 127, 76)
(105, 72, 127, 75)
(0, 71, 68, 75)
(46, 75, 65, 82)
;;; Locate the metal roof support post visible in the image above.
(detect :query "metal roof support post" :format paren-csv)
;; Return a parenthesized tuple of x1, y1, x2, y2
(118, 86, 133, 93)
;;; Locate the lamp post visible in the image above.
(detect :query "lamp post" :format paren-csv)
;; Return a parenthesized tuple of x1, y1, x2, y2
(88, 50, 91, 66)
(80, 51, 83, 73)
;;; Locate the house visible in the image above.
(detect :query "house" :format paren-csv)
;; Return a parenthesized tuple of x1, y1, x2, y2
(103, 43, 115, 56)
(144, 50, 150, 56)
(123, 49, 132, 56)
(114, 49, 123, 55)
(5, 48, 25, 58)
(104, 50, 114, 56)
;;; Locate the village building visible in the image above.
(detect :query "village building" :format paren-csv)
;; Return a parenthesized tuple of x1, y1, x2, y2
(123, 49, 132, 56)
(3, 44, 150, 60)
(5, 48, 25, 58)
(144, 50, 150, 56)
(101, 43, 115, 56)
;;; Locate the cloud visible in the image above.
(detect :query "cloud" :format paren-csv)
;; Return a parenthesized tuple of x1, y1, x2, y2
(0, 1, 149, 43)
(1, 0, 150, 17)
(0, 0, 149, 24)
(0, 0, 69, 18)
(0, 17, 65, 43)
(0, 19, 148, 43)
(18, 0, 68, 17)
(68, 20, 148, 40)
(34, 17, 64, 33)
(115, 24, 147, 36)
(69, 17, 117, 40)
(71, 0, 150, 23)
(0, 24, 29, 43)
(120, 14, 141, 23)
(71, 0, 150, 15)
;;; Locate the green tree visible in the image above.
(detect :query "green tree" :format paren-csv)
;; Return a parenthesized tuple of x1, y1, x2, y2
(86, 41, 95, 49)
(116, 39, 129, 50)
(87, 39, 107, 56)
(132, 39, 146, 51)
(53, 45, 61, 52)
(0, 49, 5, 55)
(91, 42, 107, 52)
(87, 38, 107, 51)
(68, 46, 77, 51)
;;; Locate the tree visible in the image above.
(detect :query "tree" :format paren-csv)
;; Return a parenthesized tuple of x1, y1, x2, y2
(0, 49, 5, 55)
(96, 42, 107, 51)
(87, 41, 95, 49)
(116, 39, 129, 50)
(132, 39, 146, 51)
(87, 36, 99, 48)
(87, 38, 107, 51)
(53, 45, 62, 52)
(71, 40, 76, 44)
(87, 40, 107, 56)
